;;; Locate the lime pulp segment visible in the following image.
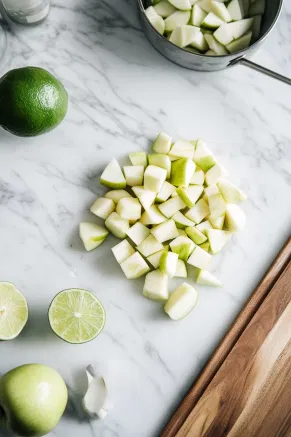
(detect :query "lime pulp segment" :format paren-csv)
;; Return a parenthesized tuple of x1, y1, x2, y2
(48, 288, 106, 344)
(0, 282, 28, 340)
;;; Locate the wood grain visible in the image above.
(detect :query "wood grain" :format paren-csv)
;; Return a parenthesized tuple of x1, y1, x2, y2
(162, 237, 291, 437)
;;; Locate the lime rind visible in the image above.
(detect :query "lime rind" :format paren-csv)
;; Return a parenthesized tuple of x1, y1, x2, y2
(48, 288, 106, 344)
(0, 282, 28, 340)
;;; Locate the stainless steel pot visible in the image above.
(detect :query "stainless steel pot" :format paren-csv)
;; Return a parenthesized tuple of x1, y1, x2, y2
(138, 0, 291, 85)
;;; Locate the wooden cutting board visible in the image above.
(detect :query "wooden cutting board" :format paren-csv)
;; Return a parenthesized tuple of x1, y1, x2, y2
(162, 237, 291, 437)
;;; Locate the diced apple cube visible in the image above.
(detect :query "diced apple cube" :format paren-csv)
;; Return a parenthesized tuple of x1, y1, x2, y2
(187, 245, 212, 269)
(165, 10, 191, 32)
(116, 197, 141, 221)
(158, 196, 186, 218)
(120, 252, 150, 279)
(205, 163, 228, 186)
(206, 229, 231, 253)
(169, 140, 195, 159)
(225, 204, 246, 231)
(140, 205, 167, 225)
(144, 165, 167, 192)
(171, 158, 196, 187)
(172, 211, 195, 229)
(168, 0, 192, 10)
(170, 236, 195, 261)
(148, 154, 171, 179)
(185, 226, 207, 244)
(217, 178, 247, 203)
(164, 282, 198, 320)
(177, 185, 203, 208)
(193, 139, 216, 171)
(132, 186, 156, 210)
(151, 219, 179, 243)
(197, 270, 222, 286)
(147, 249, 164, 269)
(154, 0, 177, 17)
(175, 259, 187, 278)
(90, 197, 115, 220)
(186, 199, 210, 224)
(190, 168, 205, 185)
(100, 158, 126, 189)
(126, 222, 150, 245)
(143, 270, 169, 301)
(208, 193, 226, 219)
(156, 181, 176, 203)
(79, 222, 109, 251)
(129, 152, 147, 167)
(227, 0, 244, 20)
(105, 212, 130, 239)
(196, 220, 213, 234)
(105, 189, 132, 203)
(160, 251, 179, 277)
(137, 234, 164, 257)
(112, 240, 135, 264)
(123, 165, 144, 187)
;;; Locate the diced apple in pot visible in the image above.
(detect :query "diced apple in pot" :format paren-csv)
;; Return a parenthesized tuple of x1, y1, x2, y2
(164, 282, 198, 320)
(79, 223, 109, 251)
(196, 270, 222, 286)
(211, 1, 231, 22)
(143, 270, 169, 301)
(196, 0, 212, 13)
(204, 34, 228, 54)
(90, 197, 115, 220)
(226, 31, 252, 53)
(227, 17, 254, 38)
(213, 22, 234, 45)
(168, 0, 192, 11)
(120, 252, 150, 279)
(146, 9, 165, 34)
(170, 25, 201, 48)
(105, 212, 130, 239)
(227, 0, 244, 20)
(112, 240, 135, 264)
(201, 12, 224, 29)
(154, 0, 177, 17)
(160, 251, 179, 277)
(191, 4, 207, 26)
(164, 10, 191, 32)
(100, 158, 126, 189)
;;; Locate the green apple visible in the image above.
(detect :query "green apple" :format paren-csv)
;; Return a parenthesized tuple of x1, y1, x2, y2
(132, 186, 156, 211)
(193, 138, 216, 171)
(208, 193, 226, 219)
(143, 270, 169, 301)
(140, 205, 167, 225)
(144, 165, 167, 192)
(217, 178, 247, 203)
(199, 241, 210, 252)
(227, 0, 244, 20)
(79, 222, 109, 251)
(170, 158, 196, 187)
(211, 1, 231, 21)
(196, 0, 212, 13)
(156, 181, 176, 203)
(175, 259, 187, 278)
(147, 249, 164, 269)
(196, 219, 213, 234)
(100, 158, 126, 189)
(208, 214, 225, 230)
(205, 163, 228, 186)
(105, 212, 129, 239)
(206, 229, 231, 253)
(226, 31, 252, 53)
(0, 364, 68, 437)
(116, 197, 142, 221)
(185, 198, 210, 224)
(123, 165, 144, 187)
(185, 226, 207, 244)
(172, 211, 195, 229)
(187, 245, 212, 269)
(225, 204, 246, 231)
(158, 196, 186, 218)
(191, 4, 207, 27)
(126, 222, 150, 245)
(164, 282, 198, 320)
(112, 239, 135, 264)
(169, 26, 201, 48)
(148, 154, 171, 179)
(165, 10, 191, 32)
(120, 252, 150, 279)
(145, 7, 165, 34)
(201, 12, 223, 29)
(196, 269, 222, 286)
(177, 185, 203, 208)
(90, 197, 115, 220)
(151, 219, 179, 243)
(190, 168, 205, 185)
(154, 1, 176, 17)
(204, 184, 219, 200)
(104, 189, 132, 203)
(152, 132, 172, 154)
(137, 234, 164, 257)
(168, 0, 192, 10)
(160, 251, 178, 278)
(129, 152, 147, 167)
(170, 236, 195, 261)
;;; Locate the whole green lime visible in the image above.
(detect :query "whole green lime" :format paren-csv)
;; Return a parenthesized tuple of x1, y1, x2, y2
(0, 66, 68, 137)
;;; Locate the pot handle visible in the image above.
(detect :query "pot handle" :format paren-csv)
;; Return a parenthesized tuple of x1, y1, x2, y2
(232, 57, 291, 86)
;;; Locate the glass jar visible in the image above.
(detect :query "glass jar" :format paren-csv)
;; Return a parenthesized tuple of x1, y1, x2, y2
(1, 0, 50, 25)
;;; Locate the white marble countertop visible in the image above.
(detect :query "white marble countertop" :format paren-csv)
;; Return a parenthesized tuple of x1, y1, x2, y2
(1, 1, 291, 436)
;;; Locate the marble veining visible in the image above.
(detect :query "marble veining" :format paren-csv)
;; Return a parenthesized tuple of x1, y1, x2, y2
(0, 0, 291, 436)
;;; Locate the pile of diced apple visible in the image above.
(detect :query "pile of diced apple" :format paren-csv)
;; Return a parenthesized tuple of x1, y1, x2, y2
(79, 132, 247, 320)
(145, 0, 264, 56)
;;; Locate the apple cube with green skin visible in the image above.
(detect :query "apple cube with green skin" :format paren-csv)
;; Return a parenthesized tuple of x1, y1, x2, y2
(164, 282, 198, 320)
(226, 31, 252, 54)
(132, 186, 156, 210)
(170, 158, 196, 187)
(165, 11, 191, 32)
(105, 189, 132, 203)
(105, 212, 130, 239)
(178, 229, 187, 237)
(211, 1, 231, 22)
(169, 140, 195, 159)
(175, 259, 187, 278)
(158, 196, 186, 218)
(206, 229, 231, 253)
(177, 185, 203, 208)
(116, 197, 141, 221)
(129, 152, 147, 167)
(205, 34, 228, 54)
(208, 214, 224, 230)
(197, 0, 212, 13)
(160, 251, 179, 277)
(191, 4, 207, 26)
(123, 165, 144, 186)
(112, 240, 135, 264)
(100, 158, 126, 189)
(217, 179, 247, 203)
(156, 181, 176, 202)
(127, 222, 150, 245)
(190, 168, 205, 185)
(225, 204, 246, 231)
(154, 1, 177, 18)
(79, 223, 109, 251)
(196, 220, 213, 234)
(227, 17, 254, 38)
(0, 364, 68, 437)
(143, 270, 169, 301)
(120, 252, 150, 279)
(186, 226, 207, 244)
(213, 22, 234, 45)
(208, 193, 226, 219)
(170, 236, 195, 261)
(172, 211, 195, 229)
(205, 163, 228, 186)
(227, 0, 244, 20)
(137, 234, 164, 257)
(204, 184, 219, 200)
(151, 219, 179, 243)
(145, 8, 165, 34)
(199, 241, 210, 252)
(193, 139, 216, 171)
(140, 205, 167, 225)
(144, 165, 167, 192)
(186, 198, 210, 224)
(197, 270, 222, 286)
(170, 25, 201, 48)
(187, 245, 212, 269)
(148, 154, 171, 179)
(90, 197, 115, 220)
(168, 0, 192, 11)
(201, 12, 223, 29)
(147, 249, 164, 269)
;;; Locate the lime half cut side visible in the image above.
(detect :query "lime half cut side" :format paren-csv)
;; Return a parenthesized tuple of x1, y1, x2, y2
(0, 282, 28, 340)
(48, 288, 106, 344)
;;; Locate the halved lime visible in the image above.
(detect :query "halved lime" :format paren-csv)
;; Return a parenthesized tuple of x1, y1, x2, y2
(48, 288, 106, 344)
(0, 282, 28, 340)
